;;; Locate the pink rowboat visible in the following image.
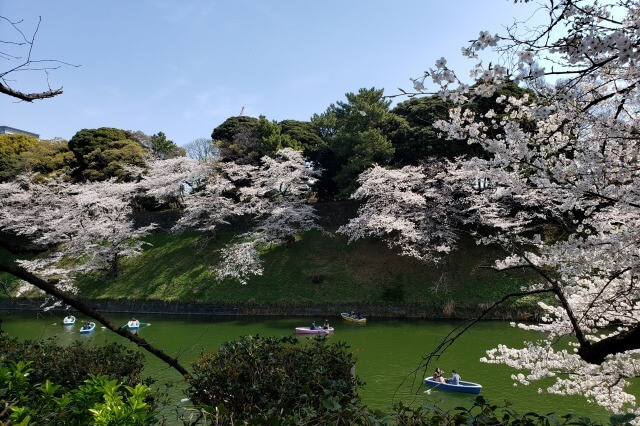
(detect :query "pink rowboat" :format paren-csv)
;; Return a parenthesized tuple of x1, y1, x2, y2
(295, 327, 334, 335)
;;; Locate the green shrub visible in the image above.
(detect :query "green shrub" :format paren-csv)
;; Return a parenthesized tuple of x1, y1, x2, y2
(186, 335, 364, 424)
(0, 333, 144, 389)
(1, 361, 156, 425)
(387, 396, 621, 425)
(0, 332, 159, 425)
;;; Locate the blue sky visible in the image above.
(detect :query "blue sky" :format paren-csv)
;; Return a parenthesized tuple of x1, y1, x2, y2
(2, 1, 539, 146)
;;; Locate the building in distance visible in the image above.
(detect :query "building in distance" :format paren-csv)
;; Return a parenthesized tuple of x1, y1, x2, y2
(0, 125, 40, 139)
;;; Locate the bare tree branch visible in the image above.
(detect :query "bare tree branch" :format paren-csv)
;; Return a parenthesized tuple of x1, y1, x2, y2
(0, 81, 63, 101)
(1, 15, 78, 102)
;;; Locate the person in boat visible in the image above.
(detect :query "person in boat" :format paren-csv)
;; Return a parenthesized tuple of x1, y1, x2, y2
(432, 367, 444, 383)
(322, 320, 330, 329)
(350, 310, 355, 318)
(446, 369, 460, 385)
(310, 322, 317, 330)
(82, 322, 90, 330)
(65, 314, 74, 321)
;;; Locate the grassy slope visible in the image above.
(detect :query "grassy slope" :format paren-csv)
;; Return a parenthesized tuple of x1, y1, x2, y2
(74, 230, 536, 316)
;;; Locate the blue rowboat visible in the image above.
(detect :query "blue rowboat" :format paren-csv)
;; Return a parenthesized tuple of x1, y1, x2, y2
(424, 377, 482, 394)
(79, 322, 96, 334)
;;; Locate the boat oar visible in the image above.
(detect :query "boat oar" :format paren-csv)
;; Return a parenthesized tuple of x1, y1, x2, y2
(119, 323, 128, 330)
(424, 381, 443, 394)
(140, 322, 151, 327)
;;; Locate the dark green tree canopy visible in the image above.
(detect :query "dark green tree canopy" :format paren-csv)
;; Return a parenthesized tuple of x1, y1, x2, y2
(69, 127, 130, 159)
(389, 95, 468, 164)
(279, 120, 325, 152)
(212, 115, 303, 165)
(312, 87, 396, 199)
(389, 82, 535, 166)
(150, 131, 185, 159)
(211, 116, 259, 143)
(280, 119, 328, 177)
(212, 116, 262, 164)
(130, 131, 185, 159)
(68, 127, 149, 182)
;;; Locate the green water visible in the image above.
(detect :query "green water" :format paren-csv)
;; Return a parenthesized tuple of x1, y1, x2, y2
(0, 311, 614, 422)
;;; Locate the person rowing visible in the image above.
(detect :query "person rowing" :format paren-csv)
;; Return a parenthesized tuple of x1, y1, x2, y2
(446, 369, 460, 385)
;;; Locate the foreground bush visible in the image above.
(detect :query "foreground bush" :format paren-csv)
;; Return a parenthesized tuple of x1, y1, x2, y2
(1, 361, 155, 425)
(388, 397, 629, 426)
(0, 332, 160, 425)
(181, 389, 621, 426)
(0, 332, 145, 389)
(186, 335, 364, 424)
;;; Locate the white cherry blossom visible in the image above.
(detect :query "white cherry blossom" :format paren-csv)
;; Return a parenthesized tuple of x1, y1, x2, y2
(342, 0, 640, 417)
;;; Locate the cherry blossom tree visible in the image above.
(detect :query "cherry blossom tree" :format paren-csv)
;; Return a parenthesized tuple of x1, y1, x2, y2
(0, 175, 155, 290)
(340, 161, 464, 263)
(1, 147, 318, 290)
(137, 155, 205, 208)
(173, 148, 320, 284)
(341, 0, 640, 416)
(0, 151, 299, 375)
(0, 172, 190, 376)
(0, 149, 317, 376)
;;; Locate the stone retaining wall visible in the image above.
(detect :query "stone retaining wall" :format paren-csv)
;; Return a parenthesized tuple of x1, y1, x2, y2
(0, 298, 539, 321)
(130, 200, 361, 232)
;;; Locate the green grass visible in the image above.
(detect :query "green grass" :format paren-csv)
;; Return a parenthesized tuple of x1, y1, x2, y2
(73, 230, 537, 316)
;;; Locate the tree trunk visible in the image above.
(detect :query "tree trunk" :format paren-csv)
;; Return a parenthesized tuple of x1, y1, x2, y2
(0, 261, 191, 379)
(578, 326, 640, 365)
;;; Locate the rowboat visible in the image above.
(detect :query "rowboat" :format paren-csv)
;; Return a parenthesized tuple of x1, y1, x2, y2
(63, 315, 76, 325)
(127, 319, 140, 331)
(424, 377, 482, 395)
(341, 312, 366, 324)
(295, 327, 334, 335)
(79, 322, 96, 334)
